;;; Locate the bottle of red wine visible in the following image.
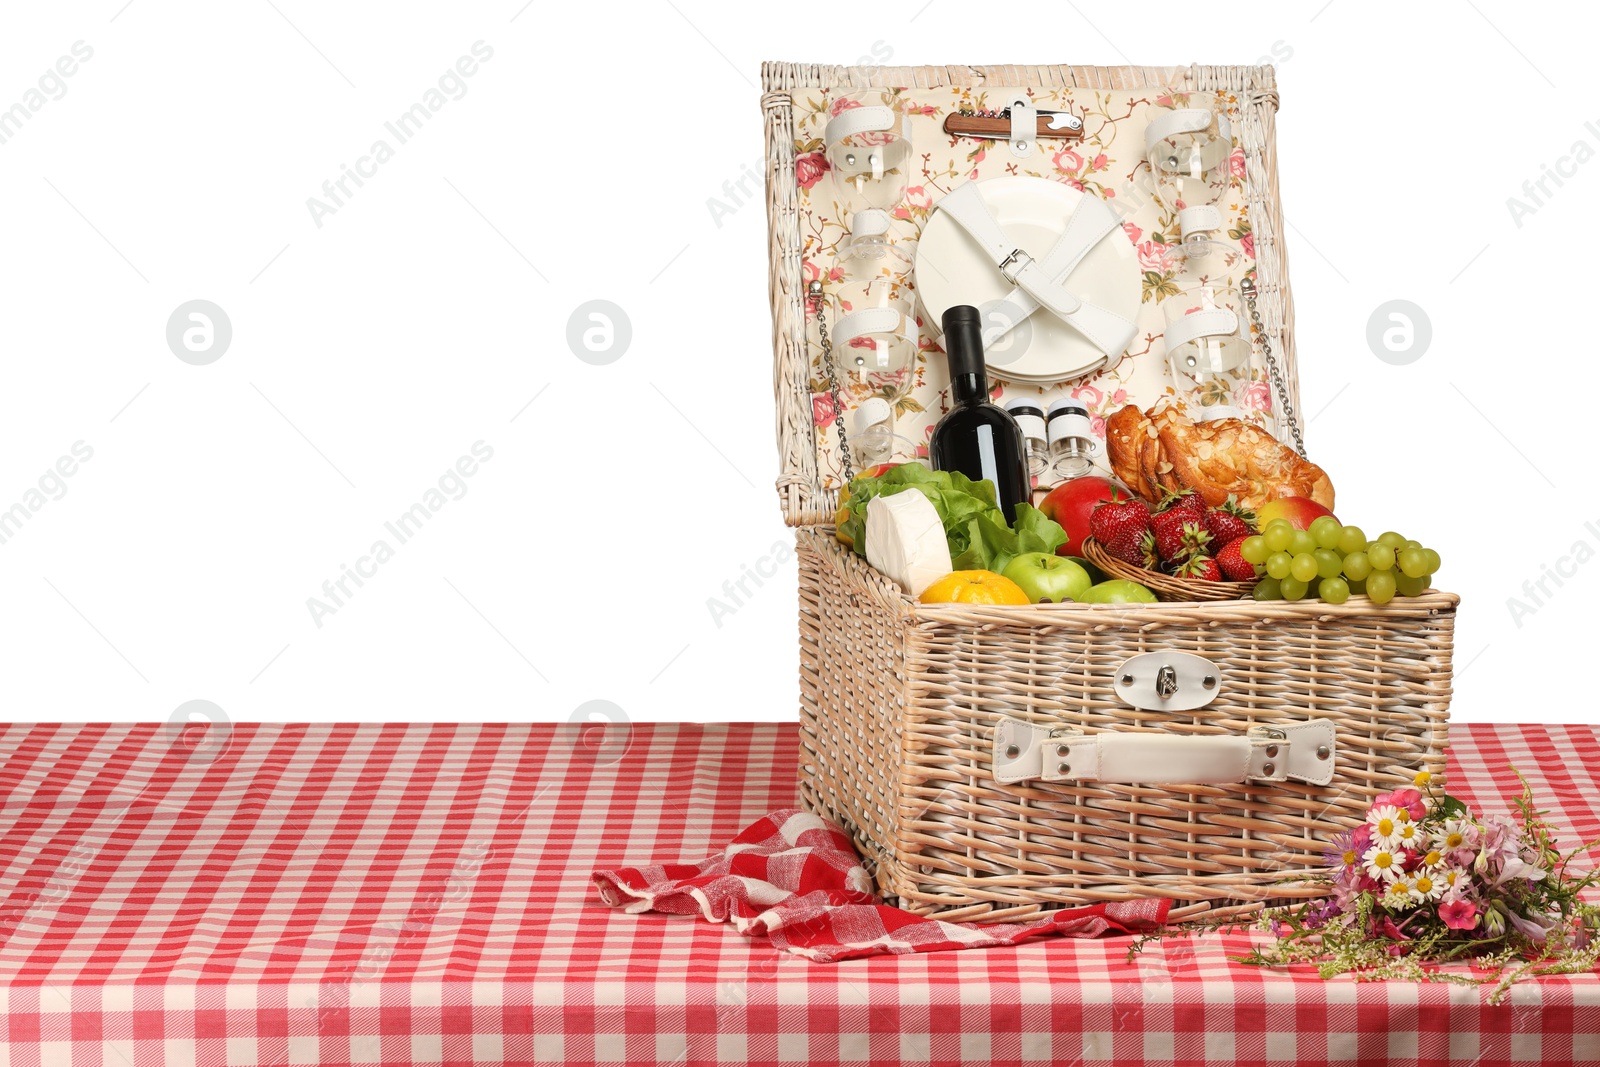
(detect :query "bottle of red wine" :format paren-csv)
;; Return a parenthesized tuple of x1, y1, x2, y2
(929, 305, 1031, 523)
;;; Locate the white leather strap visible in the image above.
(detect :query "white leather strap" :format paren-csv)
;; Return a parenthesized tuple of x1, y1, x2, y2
(1164, 307, 1238, 351)
(1177, 204, 1223, 238)
(937, 183, 1080, 320)
(1044, 733, 1255, 785)
(1194, 404, 1248, 423)
(993, 717, 1336, 787)
(983, 192, 1134, 357)
(933, 183, 1138, 360)
(1008, 98, 1035, 158)
(850, 209, 891, 236)
(1144, 108, 1212, 149)
(833, 307, 916, 351)
(825, 105, 894, 147)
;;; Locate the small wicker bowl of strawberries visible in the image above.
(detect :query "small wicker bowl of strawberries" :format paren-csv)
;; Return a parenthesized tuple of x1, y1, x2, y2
(1082, 490, 1259, 603)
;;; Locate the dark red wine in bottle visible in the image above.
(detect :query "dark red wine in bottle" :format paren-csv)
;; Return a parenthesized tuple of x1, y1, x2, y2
(929, 305, 1031, 523)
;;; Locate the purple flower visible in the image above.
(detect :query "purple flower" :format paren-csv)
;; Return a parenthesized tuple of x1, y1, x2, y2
(1324, 828, 1361, 872)
(1304, 898, 1342, 929)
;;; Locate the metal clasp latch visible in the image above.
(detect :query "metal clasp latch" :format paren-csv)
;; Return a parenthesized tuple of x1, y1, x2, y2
(1114, 651, 1222, 712)
(998, 248, 1032, 283)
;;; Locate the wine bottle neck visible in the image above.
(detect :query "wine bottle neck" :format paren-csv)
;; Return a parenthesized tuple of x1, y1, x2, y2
(951, 372, 988, 404)
(941, 305, 989, 406)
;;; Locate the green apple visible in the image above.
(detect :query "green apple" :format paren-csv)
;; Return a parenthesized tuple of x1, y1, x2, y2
(1080, 579, 1158, 604)
(1001, 552, 1092, 604)
(1065, 555, 1109, 585)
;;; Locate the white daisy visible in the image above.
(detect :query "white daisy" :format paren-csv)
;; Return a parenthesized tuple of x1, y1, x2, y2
(1393, 821, 1428, 851)
(1411, 871, 1443, 901)
(1367, 805, 1406, 850)
(1363, 843, 1403, 882)
(1439, 819, 1472, 852)
(1421, 848, 1446, 869)
(1441, 867, 1472, 895)
(1383, 877, 1420, 909)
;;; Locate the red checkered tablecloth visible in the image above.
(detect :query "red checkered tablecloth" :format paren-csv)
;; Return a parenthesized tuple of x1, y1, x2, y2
(2, 721, 1599, 1066)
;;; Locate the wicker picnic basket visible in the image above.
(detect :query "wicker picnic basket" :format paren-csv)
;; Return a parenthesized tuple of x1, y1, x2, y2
(764, 61, 1459, 923)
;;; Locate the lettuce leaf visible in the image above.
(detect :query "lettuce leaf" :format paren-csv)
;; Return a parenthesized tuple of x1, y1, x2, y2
(951, 504, 1068, 573)
(838, 463, 1004, 560)
(838, 464, 1068, 574)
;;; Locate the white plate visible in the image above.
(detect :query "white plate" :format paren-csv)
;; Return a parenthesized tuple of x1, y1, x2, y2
(915, 176, 1141, 382)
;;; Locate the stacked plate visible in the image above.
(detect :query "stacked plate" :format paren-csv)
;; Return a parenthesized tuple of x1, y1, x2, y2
(915, 176, 1141, 384)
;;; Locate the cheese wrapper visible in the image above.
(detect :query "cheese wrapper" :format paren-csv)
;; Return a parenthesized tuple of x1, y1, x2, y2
(865, 491, 953, 596)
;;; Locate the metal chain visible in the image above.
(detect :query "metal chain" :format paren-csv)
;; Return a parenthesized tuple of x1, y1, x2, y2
(1241, 276, 1305, 458)
(809, 280, 853, 483)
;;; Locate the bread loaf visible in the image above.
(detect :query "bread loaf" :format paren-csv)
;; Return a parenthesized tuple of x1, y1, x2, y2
(1104, 404, 1334, 513)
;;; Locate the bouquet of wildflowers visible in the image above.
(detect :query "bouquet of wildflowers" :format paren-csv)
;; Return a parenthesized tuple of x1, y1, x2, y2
(1237, 771, 1600, 1000)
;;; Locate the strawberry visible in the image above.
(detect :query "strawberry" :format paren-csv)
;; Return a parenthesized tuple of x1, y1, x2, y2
(1089, 497, 1151, 565)
(1159, 487, 1208, 522)
(1132, 528, 1161, 570)
(1174, 553, 1224, 582)
(1205, 496, 1258, 546)
(1152, 512, 1212, 563)
(1215, 537, 1259, 582)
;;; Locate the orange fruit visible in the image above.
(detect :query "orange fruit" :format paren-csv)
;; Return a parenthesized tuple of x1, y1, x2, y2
(834, 485, 855, 547)
(918, 570, 1030, 606)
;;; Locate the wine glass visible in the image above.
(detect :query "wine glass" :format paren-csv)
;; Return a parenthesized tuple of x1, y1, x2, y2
(825, 89, 911, 237)
(1146, 92, 1233, 265)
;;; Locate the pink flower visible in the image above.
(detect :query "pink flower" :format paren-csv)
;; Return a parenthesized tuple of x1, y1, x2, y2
(1378, 916, 1411, 946)
(796, 151, 830, 190)
(1373, 788, 1426, 822)
(1239, 232, 1255, 259)
(1235, 380, 1272, 414)
(1090, 415, 1106, 439)
(893, 185, 934, 220)
(829, 97, 862, 117)
(812, 393, 837, 428)
(1503, 907, 1555, 942)
(1090, 153, 1108, 172)
(1109, 388, 1128, 407)
(1103, 188, 1115, 198)
(1053, 148, 1084, 174)
(1229, 149, 1247, 179)
(1122, 222, 1143, 245)
(801, 260, 844, 288)
(1352, 823, 1373, 853)
(1136, 240, 1175, 273)
(1071, 384, 1103, 408)
(1439, 899, 1478, 931)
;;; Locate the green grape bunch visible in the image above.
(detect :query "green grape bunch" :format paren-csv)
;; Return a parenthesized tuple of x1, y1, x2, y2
(1242, 516, 1441, 605)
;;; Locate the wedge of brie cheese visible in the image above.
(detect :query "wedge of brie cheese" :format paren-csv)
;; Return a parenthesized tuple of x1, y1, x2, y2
(865, 491, 953, 597)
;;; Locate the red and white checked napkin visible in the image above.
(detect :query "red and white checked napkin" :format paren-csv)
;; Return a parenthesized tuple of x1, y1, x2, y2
(593, 808, 1168, 962)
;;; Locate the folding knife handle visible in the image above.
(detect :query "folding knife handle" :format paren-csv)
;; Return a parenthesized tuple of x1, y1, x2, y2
(942, 113, 1084, 142)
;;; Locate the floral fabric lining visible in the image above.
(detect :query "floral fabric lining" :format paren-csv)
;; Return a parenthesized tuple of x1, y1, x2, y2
(792, 85, 1275, 490)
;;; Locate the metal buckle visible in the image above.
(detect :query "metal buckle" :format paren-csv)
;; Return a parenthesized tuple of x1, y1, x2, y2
(998, 248, 1031, 284)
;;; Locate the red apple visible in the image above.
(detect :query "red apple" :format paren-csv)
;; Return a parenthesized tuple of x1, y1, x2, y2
(1256, 496, 1337, 531)
(1039, 476, 1133, 556)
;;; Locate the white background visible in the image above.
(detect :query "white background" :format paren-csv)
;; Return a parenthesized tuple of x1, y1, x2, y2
(0, 1, 1588, 726)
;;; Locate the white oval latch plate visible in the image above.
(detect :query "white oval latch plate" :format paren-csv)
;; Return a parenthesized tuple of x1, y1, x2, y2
(1115, 651, 1222, 712)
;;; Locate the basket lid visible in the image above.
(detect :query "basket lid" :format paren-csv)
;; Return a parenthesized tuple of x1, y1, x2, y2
(762, 62, 1295, 528)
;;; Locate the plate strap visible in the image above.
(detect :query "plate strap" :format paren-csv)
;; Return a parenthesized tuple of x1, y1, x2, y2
(933, 183, 1138, 362)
